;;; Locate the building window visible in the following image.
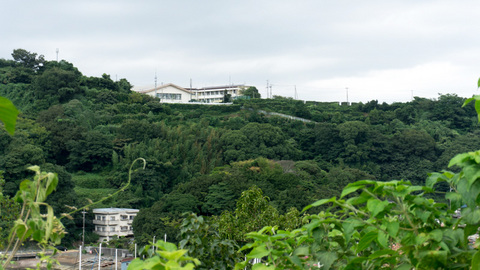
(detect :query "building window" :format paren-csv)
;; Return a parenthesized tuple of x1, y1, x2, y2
(129, 215, 135, 220)
(157, 93, 181, 100)
(96, 215, 101, 220)
(110, 226, 116, 232)
(110, 216, 115, 221)
(121, 226, 128, 232)
(102, 216, 106, 221)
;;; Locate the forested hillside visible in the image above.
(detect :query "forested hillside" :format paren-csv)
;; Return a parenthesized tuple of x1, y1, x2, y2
(1, 49, 479, 246)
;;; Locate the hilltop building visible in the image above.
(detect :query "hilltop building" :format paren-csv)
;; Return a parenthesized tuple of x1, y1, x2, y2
(93, 208, 139, 242)
(139, 83, 194, 103)
(138, 83, 250, 104)
(185, 84, 247, 103)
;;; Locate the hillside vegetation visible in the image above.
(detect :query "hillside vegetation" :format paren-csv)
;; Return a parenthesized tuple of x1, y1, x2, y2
(1, 49, 479, 249)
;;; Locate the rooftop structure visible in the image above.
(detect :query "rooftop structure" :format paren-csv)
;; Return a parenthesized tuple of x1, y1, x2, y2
(186, 84, 247, 103)
(93, 208, 139, 242)
(139, 83, 194, 103)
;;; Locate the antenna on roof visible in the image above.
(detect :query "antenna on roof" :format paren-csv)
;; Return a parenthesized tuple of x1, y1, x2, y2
(154, 70, 158, 100)
(346, 87, 349, 104)
(266, 80, 269, 99)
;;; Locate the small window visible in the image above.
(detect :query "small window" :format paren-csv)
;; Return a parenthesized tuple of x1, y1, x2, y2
(110, 226, 116, 232)
(110, 216, 115, 221)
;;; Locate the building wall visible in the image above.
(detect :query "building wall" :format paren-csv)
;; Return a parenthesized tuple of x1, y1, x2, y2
(194, 88, 239, 103)
(93, 208, 139, 242)
(143, 85, 192, 103)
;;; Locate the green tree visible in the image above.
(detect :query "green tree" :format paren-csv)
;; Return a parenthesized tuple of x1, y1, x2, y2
(11, 49, 45, 71)
(240, 86, 261, 99)
(32, 67, 83, 108)
(66, 130, 113, 172)
(223, 89, 232, 103)
(0, 170, 20, 249)
(216, 186, 302, 243)
(178, 213, 240, 269)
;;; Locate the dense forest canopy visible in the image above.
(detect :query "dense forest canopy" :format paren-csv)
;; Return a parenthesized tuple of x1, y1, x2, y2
(0, 49, 479, 247)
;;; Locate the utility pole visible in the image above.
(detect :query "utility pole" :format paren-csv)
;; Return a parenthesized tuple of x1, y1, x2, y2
(294, 85, 297, 100)
(82, 210, 87, 248)
(346, 87, 349, 104)
(56, 48, 59, 62)
(266, 80, 269, 99)
(154, 71, 158, 100)
(153, 236, 156, 253)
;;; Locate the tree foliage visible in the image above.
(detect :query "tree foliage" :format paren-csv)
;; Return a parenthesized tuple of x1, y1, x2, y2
(3, 49, 480, 259)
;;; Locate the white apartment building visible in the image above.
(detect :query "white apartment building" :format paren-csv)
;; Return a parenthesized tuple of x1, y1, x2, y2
(137, 83, 251, 104)
(93, 208, 139, 242)
(186, 84, 247, 103)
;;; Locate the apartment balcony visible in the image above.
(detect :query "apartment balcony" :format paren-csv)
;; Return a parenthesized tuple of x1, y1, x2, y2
(95, 230, 133, 237)
(93, 220, 119, 225)
(94, 230, 114, 237)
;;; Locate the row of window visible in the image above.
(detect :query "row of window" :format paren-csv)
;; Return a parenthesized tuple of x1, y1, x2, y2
(156, 93, 182, 100)
(95, 226, 133, 232)
(198, 98, 223, 103)
(197, 90, 237, 96)
(95, 215, 135, 221)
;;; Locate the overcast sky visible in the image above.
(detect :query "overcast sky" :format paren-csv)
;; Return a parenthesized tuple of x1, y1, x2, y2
(2, 1, 479, 103)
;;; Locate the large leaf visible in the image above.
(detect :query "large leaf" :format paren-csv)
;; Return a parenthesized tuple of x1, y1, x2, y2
(367, 198, 389, 217)
(476, 100, 480, 122)
(386, 221, 399, 237)
(247, 245, 270, 259)
(472, 250, 480, 270)
(463, 164, 480, 189)
(356, 231, 378, 253)
(368, 249, 395, 260)
(302, 197, 336, 212)
(317, 252, 338, 270)
(340, 180, 377, 198)
(448, 153, 472, 168)
(377, 231, 388, 248)
(0, 96, 19, 135)
(252, 264, 276, 270)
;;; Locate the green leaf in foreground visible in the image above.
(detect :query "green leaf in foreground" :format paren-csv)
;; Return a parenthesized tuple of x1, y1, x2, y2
(0, 96, 19, 135)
